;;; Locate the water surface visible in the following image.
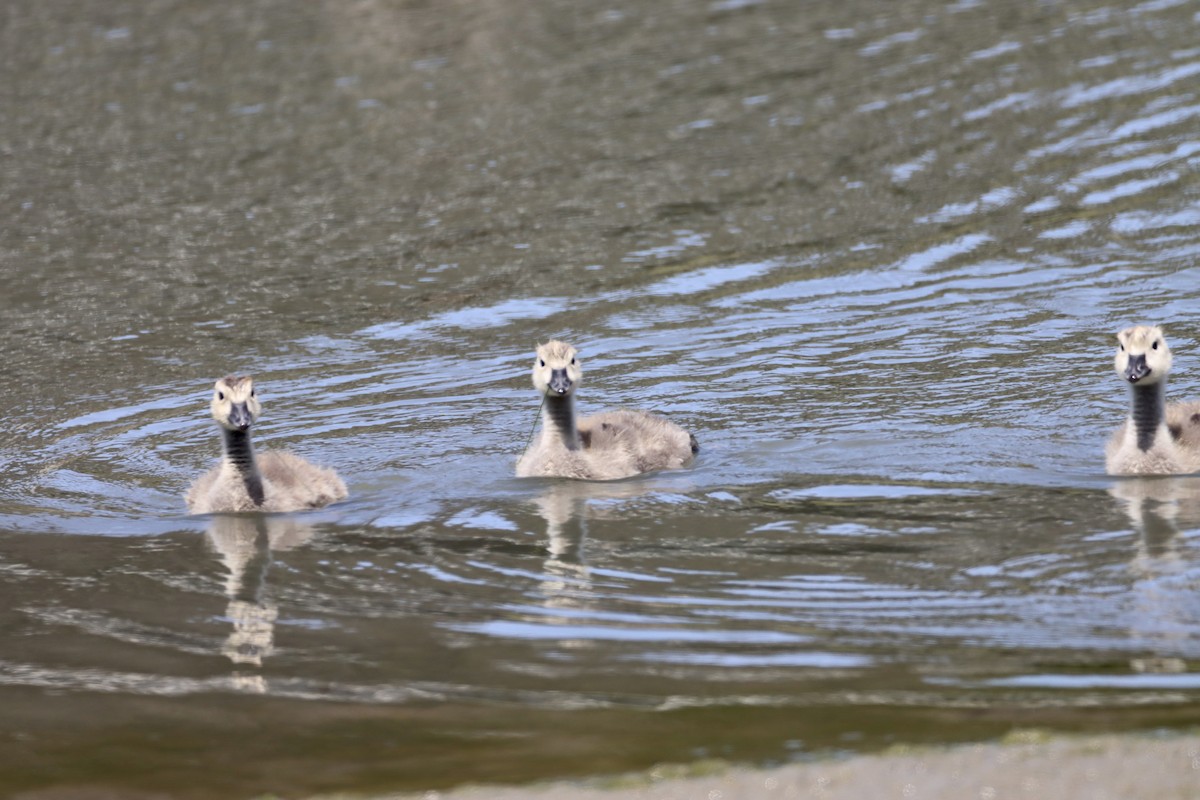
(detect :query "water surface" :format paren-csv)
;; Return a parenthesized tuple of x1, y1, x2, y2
(3, 0, 1200, 796)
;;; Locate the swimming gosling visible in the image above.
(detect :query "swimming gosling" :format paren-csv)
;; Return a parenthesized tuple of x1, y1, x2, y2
(515, 341, 698, 480)
(186, 376, 348, 513)
(1105, 326, 1200, 475)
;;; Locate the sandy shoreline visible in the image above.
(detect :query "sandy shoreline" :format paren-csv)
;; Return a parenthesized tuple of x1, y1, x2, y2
(339, 731, 1200, 800)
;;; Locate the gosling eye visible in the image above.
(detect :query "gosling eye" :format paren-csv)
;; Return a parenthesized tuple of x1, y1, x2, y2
(250, 388, 256, 397)
(217, 391, 225, 401)
(1119, 344, 1125, 352)
(1152, 340, 1159, 350)
(539, 359, 545, 367)
(570, 357, 576, 365)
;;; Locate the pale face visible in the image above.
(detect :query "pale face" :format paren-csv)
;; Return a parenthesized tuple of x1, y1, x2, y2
(1114, 325, 1172, 386)
(210, 375, 262, 430)
(531, 341, 583, 397)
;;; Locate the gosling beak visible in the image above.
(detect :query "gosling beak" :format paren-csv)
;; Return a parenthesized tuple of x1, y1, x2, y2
(548, 368, 572, 395)
(1124, 354, 1151, 384)
(228, 402, 254, 430)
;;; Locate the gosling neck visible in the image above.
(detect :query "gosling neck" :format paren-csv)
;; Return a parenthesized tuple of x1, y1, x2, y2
(1129, 380, 1166, 452)
(542, 392, 580, 451)
(221, 427, 265, 506)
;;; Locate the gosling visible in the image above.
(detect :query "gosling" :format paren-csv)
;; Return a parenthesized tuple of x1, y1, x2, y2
(515, 341, 698, 480)
(186, 376, 348, 513)
(1105, 326, 1200, 475)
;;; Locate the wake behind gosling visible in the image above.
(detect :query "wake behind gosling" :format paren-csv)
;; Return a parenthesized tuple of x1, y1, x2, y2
(1105, 325, 1200, 476)
(515, 341, 698, 480)
(186, 375, 348, 513)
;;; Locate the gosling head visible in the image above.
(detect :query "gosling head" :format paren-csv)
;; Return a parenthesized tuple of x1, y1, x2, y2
(1114, 325, 1171, 386)
(531, 340, 582, 397)
(210, 375, 261, 431)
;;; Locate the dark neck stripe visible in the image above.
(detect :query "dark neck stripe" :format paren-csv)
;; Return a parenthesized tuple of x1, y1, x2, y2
(543, 394, 580, 451)
(1130, 381, 1165, 452)
(221, 428, 265, 506)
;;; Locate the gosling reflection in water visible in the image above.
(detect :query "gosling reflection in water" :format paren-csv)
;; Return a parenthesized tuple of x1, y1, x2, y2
(535, 483, 590, 572)
(532, 484, 593, 631)
(1108, 477, 1200, 675)
(1109, 477, 1200, 559)
(205, 515, 315, 678)
(530, 481, 667, 637)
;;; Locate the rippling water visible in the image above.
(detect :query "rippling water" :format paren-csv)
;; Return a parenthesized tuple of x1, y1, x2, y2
(3, 0, 1200, 796)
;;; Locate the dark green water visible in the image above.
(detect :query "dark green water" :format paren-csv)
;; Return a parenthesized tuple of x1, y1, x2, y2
(3, 0, 1200, 796)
